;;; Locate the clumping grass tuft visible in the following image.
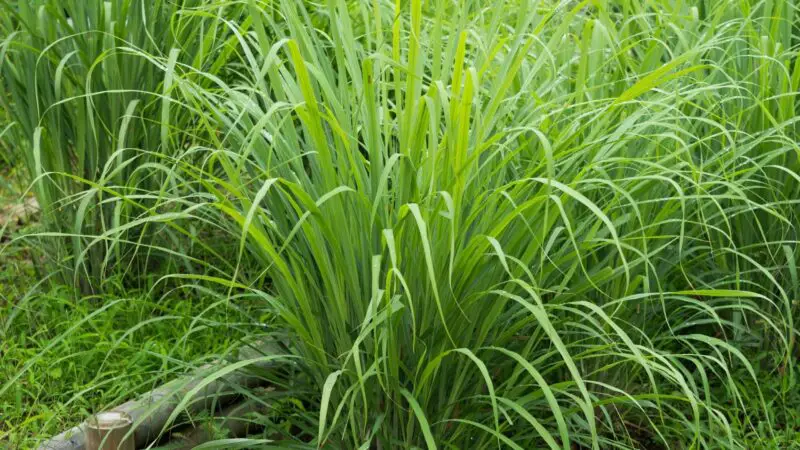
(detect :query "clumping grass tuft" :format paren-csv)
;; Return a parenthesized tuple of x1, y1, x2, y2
(2, 0, 800, 448)
(0, 0, 252, 291)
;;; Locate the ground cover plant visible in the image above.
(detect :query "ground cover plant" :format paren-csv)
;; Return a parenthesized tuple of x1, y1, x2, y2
(1, 0, 800, 448)
(0, 169, 265, 446)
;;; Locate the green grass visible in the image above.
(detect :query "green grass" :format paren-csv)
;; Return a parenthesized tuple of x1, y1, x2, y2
(1, 0, 800, 448)
(0, 169, 268, 447)
(0, 242, 268, 447)
(0, 283, 255, 444)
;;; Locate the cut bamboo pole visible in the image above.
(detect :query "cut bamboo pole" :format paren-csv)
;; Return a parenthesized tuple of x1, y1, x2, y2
(38, 340, 281, 450)
(85, 412, 134, 450)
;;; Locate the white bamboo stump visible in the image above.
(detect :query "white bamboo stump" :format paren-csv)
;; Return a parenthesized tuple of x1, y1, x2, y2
(85, 412, 134, 450)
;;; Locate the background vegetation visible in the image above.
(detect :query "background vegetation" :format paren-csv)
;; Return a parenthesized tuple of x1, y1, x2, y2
(1, 0, 799, 448)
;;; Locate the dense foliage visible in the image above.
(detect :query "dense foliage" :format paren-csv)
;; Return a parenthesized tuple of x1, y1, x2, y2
(2, 0, 800, 448)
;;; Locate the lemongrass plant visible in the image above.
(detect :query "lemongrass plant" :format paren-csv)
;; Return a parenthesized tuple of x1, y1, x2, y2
(4, 0, 799, 448)
(0, 0, 253, 290)
(127, 0, 797, 447)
